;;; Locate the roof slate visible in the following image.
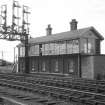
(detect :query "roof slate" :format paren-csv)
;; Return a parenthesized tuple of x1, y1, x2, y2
(28, 26, 104, 44)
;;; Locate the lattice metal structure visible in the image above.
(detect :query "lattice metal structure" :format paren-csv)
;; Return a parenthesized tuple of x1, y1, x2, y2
(1, 5, 7, 30)
(0, 0, 30, 73)
(10, 0, 21, 40)
(0, 5, 8, 39)
(0, 0, 30, 41)
(21, 5, 30, 41)
(22, 6, 30, 34)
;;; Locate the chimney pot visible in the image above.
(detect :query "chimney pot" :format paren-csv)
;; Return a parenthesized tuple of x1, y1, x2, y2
(46, 24, 52, 36)
(70, 19, 78, 30)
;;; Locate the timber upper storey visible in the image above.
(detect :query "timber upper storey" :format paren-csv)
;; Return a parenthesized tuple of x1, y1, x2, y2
(18, 19, 104, 57)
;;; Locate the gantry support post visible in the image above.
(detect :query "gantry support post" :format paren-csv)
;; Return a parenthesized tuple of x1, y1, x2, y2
(24, 32, 29, 73)
(22, 5, 30, 73)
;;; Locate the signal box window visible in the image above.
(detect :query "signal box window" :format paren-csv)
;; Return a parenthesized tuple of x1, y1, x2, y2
(72, 40, 79, 53)
(88, 39, 95, 54)
(81, 38, 95, 54)
(67, 40, 73, 54)
(80, 38, 88, 53)
(39, 44, 42, 56)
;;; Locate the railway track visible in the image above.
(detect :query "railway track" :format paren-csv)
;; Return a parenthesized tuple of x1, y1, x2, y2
(0, 85, 67, 105)
(0, 73, 105, 95)
(0, 75, 105, 104)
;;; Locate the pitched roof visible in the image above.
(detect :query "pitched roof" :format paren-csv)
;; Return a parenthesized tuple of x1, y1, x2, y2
(28, 26, 104, 44)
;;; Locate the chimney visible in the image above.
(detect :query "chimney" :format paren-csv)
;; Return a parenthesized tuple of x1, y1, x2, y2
(46, 24, 52, 36)
(70, 19, 78, 30)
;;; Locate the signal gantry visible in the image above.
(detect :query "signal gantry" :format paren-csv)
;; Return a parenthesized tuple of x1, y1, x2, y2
(0, 0, 30, 73)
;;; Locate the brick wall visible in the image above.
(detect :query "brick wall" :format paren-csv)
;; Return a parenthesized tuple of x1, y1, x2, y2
(94, 55, 105, 79)
(81, 56, 94, 79)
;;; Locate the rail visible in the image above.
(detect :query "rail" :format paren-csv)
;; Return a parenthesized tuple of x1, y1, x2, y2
(0, 73, 105, 104)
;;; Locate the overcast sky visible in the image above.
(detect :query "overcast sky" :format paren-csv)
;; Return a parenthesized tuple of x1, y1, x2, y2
(0, 0, 105, 62)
